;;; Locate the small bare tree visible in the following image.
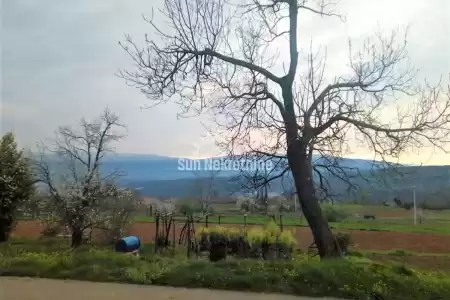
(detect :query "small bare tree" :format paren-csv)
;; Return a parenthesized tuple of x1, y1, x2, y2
(234, 167, 273, 214)
(34, 109, 134, 247)
(191, 170, 221, 215)
(121, 0, 450, 258)
(236, 195, 256, 213)
(155, 198, 176, 216)
(94, 185, 141, 244)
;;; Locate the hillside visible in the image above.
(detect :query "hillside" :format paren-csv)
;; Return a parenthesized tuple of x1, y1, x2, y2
(97, 154, 450, 203)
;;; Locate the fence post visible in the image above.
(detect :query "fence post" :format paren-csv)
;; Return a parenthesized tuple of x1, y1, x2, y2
(279, 214, 283, 232)
(244, 214, 247, 229)
(218, 215, 221, 225)
(205, 215, 209, 228)
(172, 217, 176, 255)
(154, 213, 160, 253)
(187, 216, 192, 258)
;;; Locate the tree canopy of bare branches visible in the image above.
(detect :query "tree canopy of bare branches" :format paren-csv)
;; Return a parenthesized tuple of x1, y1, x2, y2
(191, 170, 221, 215)
(121, 0, 450, 258)
(34, 109, 139, 247)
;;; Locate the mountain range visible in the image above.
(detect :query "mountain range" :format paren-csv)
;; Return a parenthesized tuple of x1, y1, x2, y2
(96, 154, 450, 204)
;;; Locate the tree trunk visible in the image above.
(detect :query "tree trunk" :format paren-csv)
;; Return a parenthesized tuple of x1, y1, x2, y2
(71, 226, 83, 248)
(287, 139, 342, 259)
(0, 217, 13, 243)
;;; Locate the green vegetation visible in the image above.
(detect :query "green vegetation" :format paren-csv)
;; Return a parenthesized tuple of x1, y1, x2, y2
(349, 249, 450, 258)
(1, 238, 449, 300)
(0, 132, 35, 242)
(135, 215, 450, 234)
(196, 222, 299, 261)
(133, 202, 450, 235)
(197, 223, 297, 247)
(322, 204, 351, 222)
(329, 221, 450, 234)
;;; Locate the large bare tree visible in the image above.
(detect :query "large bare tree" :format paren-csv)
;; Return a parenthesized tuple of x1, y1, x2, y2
(34, 109, 138, 247)
(120, 0, 450, 258)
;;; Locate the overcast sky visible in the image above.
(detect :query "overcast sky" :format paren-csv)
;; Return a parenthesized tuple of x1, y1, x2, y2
(1, 0, 449, 164)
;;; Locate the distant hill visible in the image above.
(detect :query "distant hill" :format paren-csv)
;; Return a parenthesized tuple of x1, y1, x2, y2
(38, 153, 450, 204)
(101, 154, 385, 181)
(96, 154, 450, 204)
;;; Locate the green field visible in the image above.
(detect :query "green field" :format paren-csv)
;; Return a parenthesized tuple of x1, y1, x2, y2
(135, 203, 450, 234)
(135, 215, 450, 234)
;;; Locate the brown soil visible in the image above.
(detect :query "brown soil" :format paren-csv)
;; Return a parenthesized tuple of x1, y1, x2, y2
(368, 254, 450, 272)
(11, 220, 43, 238)
(128, 222, 450, 253)
(0, 277, 343, 300)
(11, 220, 450, 253)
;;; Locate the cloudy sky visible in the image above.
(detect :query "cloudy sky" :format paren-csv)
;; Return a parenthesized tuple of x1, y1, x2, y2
(1, 0, 449, 164)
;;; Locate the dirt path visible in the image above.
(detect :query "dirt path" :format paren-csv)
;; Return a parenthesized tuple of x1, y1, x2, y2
(0, 277, 343, 300)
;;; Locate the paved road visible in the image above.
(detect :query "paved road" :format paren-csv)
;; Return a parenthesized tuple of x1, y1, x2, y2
(0, 277, 343, 300)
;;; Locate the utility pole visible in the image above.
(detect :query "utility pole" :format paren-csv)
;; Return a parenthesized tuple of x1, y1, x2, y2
(395, 185, 419, 225)
(413, 187, 417, 225)
(407, 185, 418, 225)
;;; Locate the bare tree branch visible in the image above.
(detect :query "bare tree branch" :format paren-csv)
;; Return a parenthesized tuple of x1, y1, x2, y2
(122, 0, 450, 258)
(33, 109, 130, 247)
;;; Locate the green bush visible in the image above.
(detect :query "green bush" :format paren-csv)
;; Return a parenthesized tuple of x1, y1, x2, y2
(1, 239, 450, 300)
(177, 202, 196, 216)
(334, 232, 352, 255)
(322, 204, 349, 222)
(196, 222, 297, 260)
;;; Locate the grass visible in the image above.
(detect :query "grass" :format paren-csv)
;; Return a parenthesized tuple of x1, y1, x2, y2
(133, 203, 450, 235)
(1, 238, 450, 299)
(134, 214, 450, 234)
(350, 249, 450, 257)
(329, 221, 450, 234)
(347, 250, 450, 273)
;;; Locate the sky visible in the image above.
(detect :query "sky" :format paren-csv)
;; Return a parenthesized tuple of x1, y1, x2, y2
(1, 0, 449, 164)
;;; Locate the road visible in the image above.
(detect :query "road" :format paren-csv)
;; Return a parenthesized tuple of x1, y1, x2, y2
(0, 277, 343, 300)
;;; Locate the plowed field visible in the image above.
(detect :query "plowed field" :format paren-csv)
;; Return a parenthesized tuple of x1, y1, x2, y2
(11, 220, 450, 253)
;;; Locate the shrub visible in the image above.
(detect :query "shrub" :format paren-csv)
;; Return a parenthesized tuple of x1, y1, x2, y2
(40, 226, 61, 237)
(334, 232, 352, 255)
(39, 213, 62, 237)
(236, 196, 256, 213)
(196, 222, 297, 260)
(246, 221, 296, 260)
(322, 205, 349, 222)
(203, 227, 230, 261)
(178, 202, 195, 216)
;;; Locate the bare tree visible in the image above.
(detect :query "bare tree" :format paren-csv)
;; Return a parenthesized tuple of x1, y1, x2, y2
(234, 167, 272, 214)
(121, 0, 450, 258)
(236, 195, 257, 213)
(34, 109, 135, 247)
(155, 198, 176, 215)
(191, 170, 221, 215)
(94, 185, 141, 244)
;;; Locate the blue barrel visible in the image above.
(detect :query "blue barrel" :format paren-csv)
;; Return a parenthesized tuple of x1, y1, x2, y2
(115, 236, 141, 253)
